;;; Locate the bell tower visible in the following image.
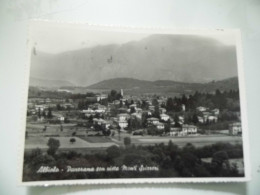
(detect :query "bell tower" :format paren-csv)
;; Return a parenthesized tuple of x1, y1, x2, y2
(120, 89, 124, 97)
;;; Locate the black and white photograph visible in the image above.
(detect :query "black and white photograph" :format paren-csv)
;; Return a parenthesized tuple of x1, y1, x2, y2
(20, 21, 249, 185)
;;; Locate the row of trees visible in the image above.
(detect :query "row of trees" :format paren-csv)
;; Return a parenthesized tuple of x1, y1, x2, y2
(165, 90, 240, 112)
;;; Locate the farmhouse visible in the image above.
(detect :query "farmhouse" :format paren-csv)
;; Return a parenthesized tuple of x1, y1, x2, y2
(212, 108, 220, 115)
(53, 114, 65, 122)
(169, 127, 181, 136)
(208, 115, 218, 122)
(117, 120, 128, 129)
(160, 113, 170, 121)
(181, 124, 198, 135)
(131, 113, 142, 119)
(35, 105, 48, 111)
(82, 109, 95, 117)
(156, 122, 165, 130)
(229, 122, 242, 135)
(196, 106, 208, 112)
(147, 117, 160, 125)
(159, 107, 166, 114)
(117, 113, 130, 122)
(96, 94, 108, 101)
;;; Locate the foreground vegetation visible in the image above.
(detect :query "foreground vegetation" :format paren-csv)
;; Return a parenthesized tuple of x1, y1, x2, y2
(23, 140, 244, 181)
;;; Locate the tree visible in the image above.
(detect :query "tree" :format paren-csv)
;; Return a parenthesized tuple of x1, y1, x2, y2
(47, 107, 52, 118)
(56, 104, 62, 110)
(147, 125, 157, 135)
(164, 120, 171, 134)
(154, 105, 160, 118)
(130, 107, 136, 113)
(166, 98, 174, 112)
(42, 111, 46, 118)
(47, 138, 60, 156)
(70, 138, 76, 144)
(174, 115, 181, 127)
(37, 108, 41, 118)
(124, 137, 131, 147)
(43, 125, 47, 132)
(102, 129, 111, 136)
(152, 98, 159, 106)
(192, 113, 199, 124)
(106, 145, 121, 159)
(211, 151, 229, 168)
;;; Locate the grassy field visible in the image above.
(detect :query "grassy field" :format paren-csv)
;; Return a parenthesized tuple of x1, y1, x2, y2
(25, 136, 118, 150)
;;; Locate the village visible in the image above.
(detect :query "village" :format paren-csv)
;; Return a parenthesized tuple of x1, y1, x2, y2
(25, 88, 243, 152)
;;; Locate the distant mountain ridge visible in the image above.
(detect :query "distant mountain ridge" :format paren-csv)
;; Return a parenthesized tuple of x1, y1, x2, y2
(30, 34, 238, 86)
(85, 77, 239, 94)
(29, 77, 75, 88)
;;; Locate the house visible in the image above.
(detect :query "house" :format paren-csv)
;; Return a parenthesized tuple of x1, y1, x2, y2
(182, 104, 186, 111)
(118, 107, 128, 113)
(159, 107, 166, 114)
(113, 100, 120, 105)
(147, 117, 160, 125)
(129, 104, 137, 109)
(131, 113, 142, 119)
(135, 108, 143, 114)
(117, 120, 128, 129)
(117, 113, 130, 122)
(146, 100, 152, 106)
(95, 107, 106, 113)
(202, 112, 211, 121)
(196, 106, 208, 112)
(61, 103, 75, 109)
(93, 118, 111, 129)
(82, 109, 95, 117)
(229, 122, 242, 135)
(160, 113, 170, 121)
(208, 115, 218, 122)
(35, 105, 48, 112)
(169, 127, 182, 136)
(178, 116, 184, 124)
(212, 108, 220, 115)
(156, 122, 165, 130)
(53, 114, 65, 122)
(101, 120, 111, 130)
(90, 103, 106, 113)
(96, 94, 108, 102)
(148, 105, 155, 111)
(181, 124, 197, 135)
(197, 116, 204, 123)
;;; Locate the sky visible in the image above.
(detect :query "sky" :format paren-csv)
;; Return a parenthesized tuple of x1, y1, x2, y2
(31, 21, 237, 54)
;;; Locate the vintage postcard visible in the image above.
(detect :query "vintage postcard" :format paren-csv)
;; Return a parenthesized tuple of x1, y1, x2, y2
(19, 21, 250, 185)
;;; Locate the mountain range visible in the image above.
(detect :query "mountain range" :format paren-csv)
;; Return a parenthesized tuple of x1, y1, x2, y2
(29, 77, 75, 88)
(85, 77, 239, 95)
(29, 76, 239, 96)
(30, 34, 238, 86)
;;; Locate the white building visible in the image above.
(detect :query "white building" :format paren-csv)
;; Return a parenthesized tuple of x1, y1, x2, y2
(160, 113, 170, 121)
(196, 106, 208, 112)
(147, 117, 160, 125)
(35, 105, 48, 112)
(156, 122, 165, 130)
(118, 113, 130, 122)
(229, 122, 242, 135)
(181, 124, 197, 135)
(212, 108, 220, 115)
